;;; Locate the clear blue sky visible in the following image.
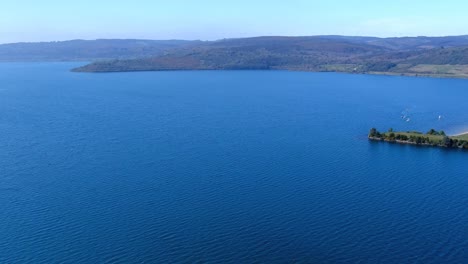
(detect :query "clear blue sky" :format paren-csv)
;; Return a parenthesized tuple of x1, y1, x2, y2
(1, 0, 467, 43)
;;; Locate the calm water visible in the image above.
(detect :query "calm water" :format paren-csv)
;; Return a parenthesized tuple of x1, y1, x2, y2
(0, 63, 467, 263)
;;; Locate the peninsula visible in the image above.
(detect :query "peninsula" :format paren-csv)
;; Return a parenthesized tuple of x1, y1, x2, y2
(368, 128, 468, 149)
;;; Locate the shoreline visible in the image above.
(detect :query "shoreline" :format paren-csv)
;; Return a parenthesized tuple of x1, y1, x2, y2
(369, 137, 439, 147)
(368, 136, 467, 150)
(70, 66, 468, 80)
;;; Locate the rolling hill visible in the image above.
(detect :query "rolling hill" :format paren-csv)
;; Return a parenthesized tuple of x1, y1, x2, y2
(3, 36, 468, 78)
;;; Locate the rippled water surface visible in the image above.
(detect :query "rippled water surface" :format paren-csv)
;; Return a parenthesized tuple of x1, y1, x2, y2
(1, 63, 467, 263)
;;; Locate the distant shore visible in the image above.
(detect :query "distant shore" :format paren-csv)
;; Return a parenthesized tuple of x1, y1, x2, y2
(368, 71, 468, 80)
(71, 65, 468, 80)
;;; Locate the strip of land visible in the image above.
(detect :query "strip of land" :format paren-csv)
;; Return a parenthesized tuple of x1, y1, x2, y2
(68, 36, 468, 78)
(368, 128, 468, 149)
(3, 36, 468, 78)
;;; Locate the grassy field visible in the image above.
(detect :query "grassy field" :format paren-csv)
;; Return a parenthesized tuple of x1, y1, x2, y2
(404, 64, 468, 78)
(383, 132, 444, 144)
(453, 133, 468, 140)
(390, 132, 443, 140)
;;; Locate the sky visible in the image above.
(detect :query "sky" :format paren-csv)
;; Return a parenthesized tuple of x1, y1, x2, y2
(1, 0, 467, 43)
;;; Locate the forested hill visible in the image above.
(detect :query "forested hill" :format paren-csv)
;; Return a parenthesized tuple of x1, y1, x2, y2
(71, 36, 468, 78)
(3, 35, 468, 62)
(3, 36, 468, 78)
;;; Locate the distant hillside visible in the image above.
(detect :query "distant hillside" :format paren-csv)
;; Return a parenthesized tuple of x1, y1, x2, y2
(73, 36, 391, 72)
(0, 39, 198, 61)
(72, 36, 468, 78)
(383, 47, 468, 78)
(3, 35, 468, 78)
(405, 46, 468, 64)
(364, 35, 468, 50)
(4, 35, 468, 62)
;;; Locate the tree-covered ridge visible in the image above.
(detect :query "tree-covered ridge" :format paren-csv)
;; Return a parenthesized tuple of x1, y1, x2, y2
(369, 128, 468, 149)
(3, 35, 468, 78)
(71, 36, 468, 78)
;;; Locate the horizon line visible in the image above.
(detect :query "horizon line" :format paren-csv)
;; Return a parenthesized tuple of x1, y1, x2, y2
(2, 34, 468, 45)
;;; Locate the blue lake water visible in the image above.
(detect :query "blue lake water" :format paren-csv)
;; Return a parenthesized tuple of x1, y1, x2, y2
(0, 62, 467, 263)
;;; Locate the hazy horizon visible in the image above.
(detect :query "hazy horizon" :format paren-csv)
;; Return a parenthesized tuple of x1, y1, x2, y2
(2, 0, 468, 44)
(2, 33, 468, 45)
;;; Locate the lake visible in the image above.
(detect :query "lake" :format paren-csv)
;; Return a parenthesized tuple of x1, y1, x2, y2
(0, 63, 467, 263)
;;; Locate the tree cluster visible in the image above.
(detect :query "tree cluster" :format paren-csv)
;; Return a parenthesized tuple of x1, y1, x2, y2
(426, 129, 446, 136)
